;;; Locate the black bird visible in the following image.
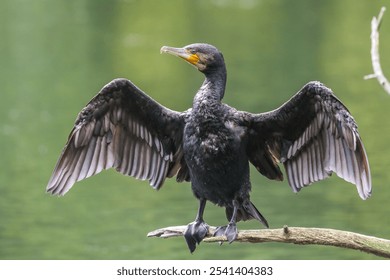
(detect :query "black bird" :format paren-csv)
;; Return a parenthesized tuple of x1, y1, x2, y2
(47, 43, 371, 253)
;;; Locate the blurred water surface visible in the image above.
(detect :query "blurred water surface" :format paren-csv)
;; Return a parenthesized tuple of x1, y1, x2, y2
(1, 0, 389, 259)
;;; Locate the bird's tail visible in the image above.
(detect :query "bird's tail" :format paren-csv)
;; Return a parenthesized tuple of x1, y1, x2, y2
(226, 201, 269, 228)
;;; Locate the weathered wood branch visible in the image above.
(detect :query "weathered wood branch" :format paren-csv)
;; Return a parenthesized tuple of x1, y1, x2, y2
(364, 6, 390, 94)
(147, 225, 390, 258)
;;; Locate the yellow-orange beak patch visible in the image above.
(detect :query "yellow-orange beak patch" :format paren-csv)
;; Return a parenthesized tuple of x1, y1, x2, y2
(185, 53, 200, 65)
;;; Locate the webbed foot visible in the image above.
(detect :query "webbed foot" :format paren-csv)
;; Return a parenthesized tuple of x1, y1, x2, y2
(213, 222, 238, 243)
(184, 220, 209, 253)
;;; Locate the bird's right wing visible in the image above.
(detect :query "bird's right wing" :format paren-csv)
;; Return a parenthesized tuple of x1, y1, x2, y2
(47, 78, 189, 196)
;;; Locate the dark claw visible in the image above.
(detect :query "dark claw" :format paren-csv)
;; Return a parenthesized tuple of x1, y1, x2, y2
(225, 223, 238, 243)
(213, 225, 227, 237)
(184, 220, 209, 253)
(213, 223, 238, 243)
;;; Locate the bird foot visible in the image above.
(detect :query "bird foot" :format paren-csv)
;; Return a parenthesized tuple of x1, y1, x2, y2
(213, 222, 238, 243)
(184, 220, 209, 253)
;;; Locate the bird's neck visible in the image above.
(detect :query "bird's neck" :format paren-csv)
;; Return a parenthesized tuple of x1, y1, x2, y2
(193, 67, 227, 109)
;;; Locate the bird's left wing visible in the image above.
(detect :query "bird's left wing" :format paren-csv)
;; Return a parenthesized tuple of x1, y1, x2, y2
(246, 81, 371, 200)
(47, 78, 188, 196)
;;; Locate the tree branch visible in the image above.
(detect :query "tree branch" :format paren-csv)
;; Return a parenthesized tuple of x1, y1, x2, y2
(364, 6, 390, 94)
(148, 225, 390, 258)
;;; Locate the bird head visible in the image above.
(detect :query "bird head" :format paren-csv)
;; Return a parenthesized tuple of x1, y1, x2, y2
(160, 43, 225, 74)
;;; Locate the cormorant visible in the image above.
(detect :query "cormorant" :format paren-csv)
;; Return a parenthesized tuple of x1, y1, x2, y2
(47, 43, 371, 253)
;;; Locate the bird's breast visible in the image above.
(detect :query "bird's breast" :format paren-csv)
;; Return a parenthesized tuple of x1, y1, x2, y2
(183, 114, 248, 169)
(182, 116, 250, 205)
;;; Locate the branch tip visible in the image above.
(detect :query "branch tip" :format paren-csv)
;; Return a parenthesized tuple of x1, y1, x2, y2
(365, 6, 390, 94)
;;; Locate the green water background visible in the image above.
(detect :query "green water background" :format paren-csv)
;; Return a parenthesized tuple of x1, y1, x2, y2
(1, 0, 389, 259)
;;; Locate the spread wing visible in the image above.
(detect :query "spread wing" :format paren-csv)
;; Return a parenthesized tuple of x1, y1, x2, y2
(246, 81, 371, 200)
(47, 78, 189, 195)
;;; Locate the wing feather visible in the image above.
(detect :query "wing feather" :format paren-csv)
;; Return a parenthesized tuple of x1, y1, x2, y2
(248, 81, 371, 200)
(47, 78, 187, 195)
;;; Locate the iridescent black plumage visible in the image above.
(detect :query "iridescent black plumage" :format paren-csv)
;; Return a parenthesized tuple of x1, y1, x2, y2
(47, 43, 371, 253)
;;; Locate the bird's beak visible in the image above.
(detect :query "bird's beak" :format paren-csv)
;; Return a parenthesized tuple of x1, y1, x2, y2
(160, 46, 200, 66)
